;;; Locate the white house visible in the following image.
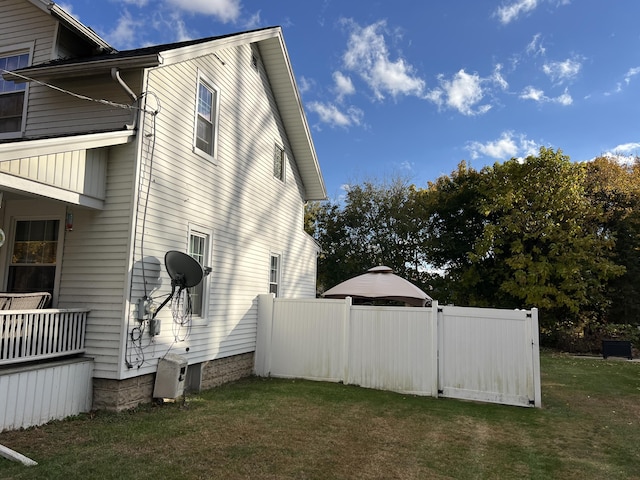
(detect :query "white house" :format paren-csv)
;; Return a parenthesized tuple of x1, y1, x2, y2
(0, 0, 325, 424)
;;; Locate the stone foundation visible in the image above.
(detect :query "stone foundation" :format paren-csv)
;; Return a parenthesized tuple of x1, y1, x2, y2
(93, 352, 255, 411)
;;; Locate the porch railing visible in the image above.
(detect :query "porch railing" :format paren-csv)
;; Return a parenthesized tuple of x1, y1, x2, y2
(0, 309, 89, 366)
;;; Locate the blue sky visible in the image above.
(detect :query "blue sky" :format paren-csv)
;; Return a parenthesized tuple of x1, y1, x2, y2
(60, 0, 640, 199)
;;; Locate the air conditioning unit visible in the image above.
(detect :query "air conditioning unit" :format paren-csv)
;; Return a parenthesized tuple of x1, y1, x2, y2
(153, 354, 188, 400)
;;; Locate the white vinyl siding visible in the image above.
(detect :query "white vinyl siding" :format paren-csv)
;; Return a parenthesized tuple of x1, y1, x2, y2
(123, 41, 318, 378)
(0, 148, 108, 202)
(56, 142, 135, 379)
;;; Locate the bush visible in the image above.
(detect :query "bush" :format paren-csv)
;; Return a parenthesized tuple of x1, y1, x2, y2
(540, 322, 640, 357)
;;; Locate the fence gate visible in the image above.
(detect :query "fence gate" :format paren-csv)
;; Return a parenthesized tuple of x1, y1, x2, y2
(437, 306, 541, 407)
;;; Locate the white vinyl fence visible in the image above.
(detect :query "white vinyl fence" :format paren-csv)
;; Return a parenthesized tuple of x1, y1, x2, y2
(255, 295, 541, 408)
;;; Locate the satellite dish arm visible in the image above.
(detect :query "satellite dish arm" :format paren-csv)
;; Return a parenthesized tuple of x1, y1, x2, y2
(151, 281, 177, 320)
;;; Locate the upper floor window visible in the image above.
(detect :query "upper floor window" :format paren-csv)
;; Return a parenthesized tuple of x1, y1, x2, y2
(0, 52, 30, 136)
(274, 144, 285, 181)
(194, 73, 220, 162)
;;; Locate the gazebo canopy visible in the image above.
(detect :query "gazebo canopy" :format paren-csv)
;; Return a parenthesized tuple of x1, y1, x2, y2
(322, 266, 432, 307)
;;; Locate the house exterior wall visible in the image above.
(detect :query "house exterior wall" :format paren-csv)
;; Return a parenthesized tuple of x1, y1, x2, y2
(56, 142, 136, 379)
(24, 73, 140, 137)
(0, 0, 56, 65)
(1, 3, 322, 410)
(1, 0, 138, 139)
(121, 41, 319, 380)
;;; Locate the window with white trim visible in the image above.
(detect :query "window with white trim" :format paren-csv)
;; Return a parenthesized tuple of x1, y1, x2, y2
(188, 228, 210, 317)
(194, 74, 220, 161)
(269, 253, 281, 297)
(273, 144, 285, 181)
(8, 219, 59, 296)
(0, 51, 30, 136)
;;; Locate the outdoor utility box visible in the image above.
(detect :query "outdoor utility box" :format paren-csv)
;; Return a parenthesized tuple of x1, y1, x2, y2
(602, 340, 633, 360)
(153, 354, 188, 399)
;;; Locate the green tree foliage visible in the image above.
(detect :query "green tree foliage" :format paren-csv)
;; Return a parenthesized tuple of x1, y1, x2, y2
(307, 178, 429, 294)
(469, 148, 623, 329)
(584, 156, 640, 326)
(306, 148, 635, 344)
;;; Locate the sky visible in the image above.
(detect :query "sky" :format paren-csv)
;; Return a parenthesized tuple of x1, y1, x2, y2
(58, 0, 640, 199)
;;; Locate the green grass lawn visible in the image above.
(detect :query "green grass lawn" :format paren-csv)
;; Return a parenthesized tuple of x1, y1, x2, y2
(1, 351, 638, 480)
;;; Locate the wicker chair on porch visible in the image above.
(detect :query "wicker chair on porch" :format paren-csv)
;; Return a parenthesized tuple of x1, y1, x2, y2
(0, 292, 51, 310)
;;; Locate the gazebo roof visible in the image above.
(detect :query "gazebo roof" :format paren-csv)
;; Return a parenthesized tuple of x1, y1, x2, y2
(322, 266, 432, 307)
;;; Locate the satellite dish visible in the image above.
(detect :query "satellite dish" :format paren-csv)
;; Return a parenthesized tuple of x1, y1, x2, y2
(165, 251, 204, 288)
(151, 251, 204, 320)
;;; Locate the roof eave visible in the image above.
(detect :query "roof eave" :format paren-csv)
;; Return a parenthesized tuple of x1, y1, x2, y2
(257, 32, 327, 201)
(4, 54, 163, 81)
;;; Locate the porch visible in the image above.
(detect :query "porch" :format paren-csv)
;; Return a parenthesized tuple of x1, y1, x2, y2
(0, 308, 93, 432)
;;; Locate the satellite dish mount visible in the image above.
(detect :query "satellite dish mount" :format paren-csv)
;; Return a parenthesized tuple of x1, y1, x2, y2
(152, 251, 205, 319)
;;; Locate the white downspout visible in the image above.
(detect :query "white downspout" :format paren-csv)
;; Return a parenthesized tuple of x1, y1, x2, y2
(111, 67, 138, 130)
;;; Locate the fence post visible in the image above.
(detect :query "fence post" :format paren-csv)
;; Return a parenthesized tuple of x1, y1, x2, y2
(530, 307, 542, 408)
(254, 294, 275, 376)
(342, 296, 352, 385)
(430, 300, 439, 398)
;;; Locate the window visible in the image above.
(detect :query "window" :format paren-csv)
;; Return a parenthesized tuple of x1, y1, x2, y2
(0, 52, 29, 135)
(188, 228, 210, 317)
(273, 144, 285, 181)
(269, 254, 281, 297)
(194, 74, 220, 161)
(8, 220, 59, 295)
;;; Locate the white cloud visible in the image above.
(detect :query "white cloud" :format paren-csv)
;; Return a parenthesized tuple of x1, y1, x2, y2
(341, 19, 426, 100)
(105, 11, 143, 49)
(599, 143, 640, 165)
(333, 71, 356, 100)
(467, 132, 539, 160)
(520, 85, 545, 101)
(624, 67, 640, 85)
(307, 101, 364, 128)
(519, 86, 573, 105)
(119, 0, 149, 6)
(494, 0, 570, 24)
(526, 33, 546, 56)
(298, 76, 314, 95)
(244, 10, 263, 29)
(494, 0, 539, 24)
(542, 57, 582, 83)
(427, 70, 491, 116)
(492, 64, 509, 90)
(165, 0, 241, 23)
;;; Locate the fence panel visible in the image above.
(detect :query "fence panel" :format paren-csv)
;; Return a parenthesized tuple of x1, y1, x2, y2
(438, 306, 539, 407)
(268, 297, 348, 382)
(348, 305, 437, 395)
(255, 295, 540, 407)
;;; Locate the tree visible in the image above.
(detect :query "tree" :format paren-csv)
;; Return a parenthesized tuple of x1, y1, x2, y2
(584, 156, 640, 325)
(469, 148, 623, 328)
(306, 178, 429, 294)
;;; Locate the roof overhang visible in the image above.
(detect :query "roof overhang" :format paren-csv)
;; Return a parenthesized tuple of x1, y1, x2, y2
(0, 129, 136, 163)
(28, 0, 113, 52)
(4, 54, 163, 82)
